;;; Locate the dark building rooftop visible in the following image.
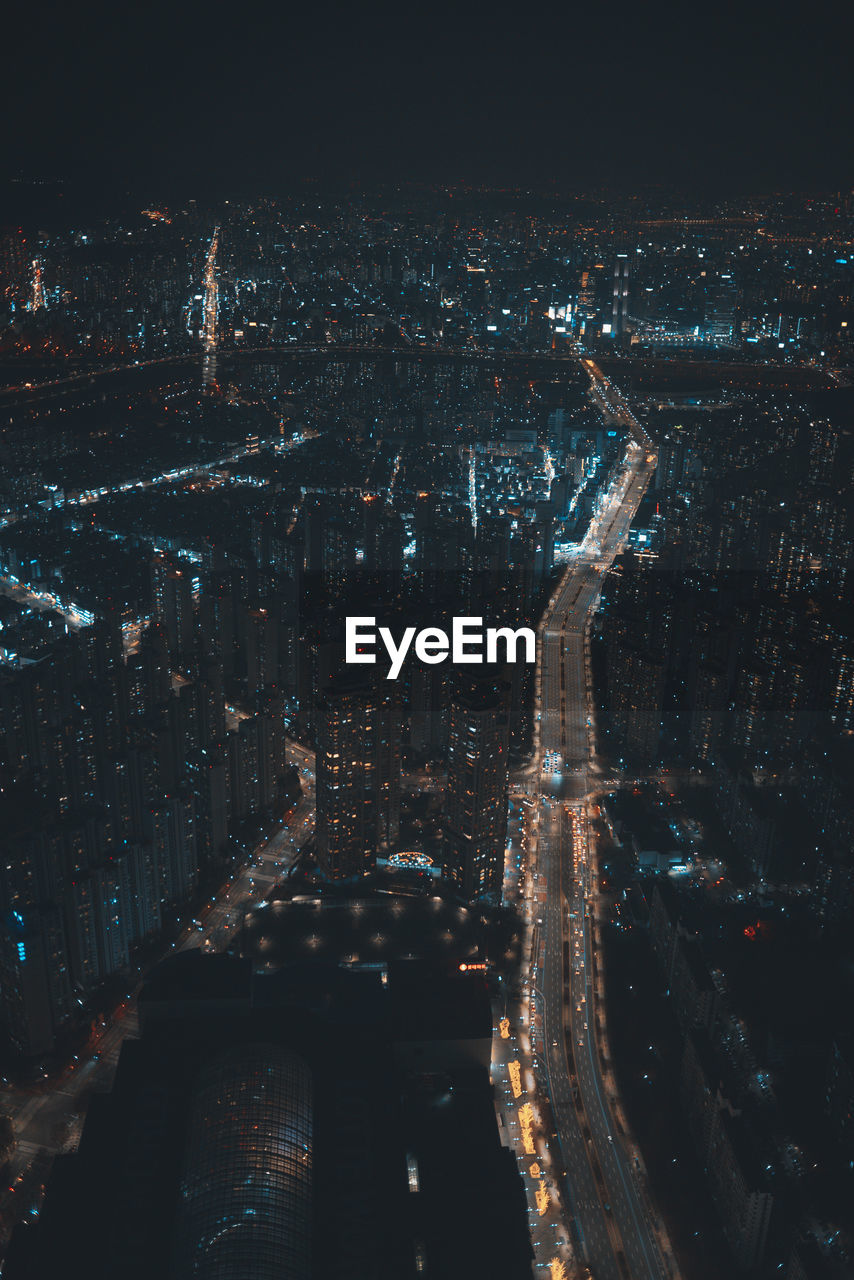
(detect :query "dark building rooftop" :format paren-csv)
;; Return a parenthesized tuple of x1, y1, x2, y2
(5, 952, 534, 1280)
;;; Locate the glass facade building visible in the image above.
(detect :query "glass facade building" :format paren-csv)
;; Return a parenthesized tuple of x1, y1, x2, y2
(172, 1044, 313, 1279)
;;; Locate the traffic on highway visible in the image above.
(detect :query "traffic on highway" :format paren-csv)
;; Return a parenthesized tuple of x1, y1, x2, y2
(504, 356, 678, 1279)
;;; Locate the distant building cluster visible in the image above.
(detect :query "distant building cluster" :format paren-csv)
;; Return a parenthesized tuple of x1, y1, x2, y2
(1, 190, 852, 363)
(0, 343, 610, 1060)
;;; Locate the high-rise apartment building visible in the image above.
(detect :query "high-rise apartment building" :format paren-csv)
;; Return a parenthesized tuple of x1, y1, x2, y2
(315, 673, 400, 877)
(444, 674, 509, 899)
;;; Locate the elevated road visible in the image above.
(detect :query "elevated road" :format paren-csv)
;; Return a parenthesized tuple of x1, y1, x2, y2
(530, 359, 674, 1279)
(0, 342, 586, 405)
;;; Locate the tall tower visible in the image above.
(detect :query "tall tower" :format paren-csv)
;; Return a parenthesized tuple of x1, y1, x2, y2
(612, 253, 630, 336)
(0, 226, 29, 310)
(708, 271, 736, 345)
(151, 554, 195, 658)
(315, 672, 400, 877)
(201, 226, 219, 390)
(30, 257, 46, 311)
(444, 674, 509, 900)
(172, 1046, 313, 1280)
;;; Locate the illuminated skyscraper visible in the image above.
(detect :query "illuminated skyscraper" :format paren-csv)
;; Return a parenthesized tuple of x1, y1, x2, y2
(315, 673, 400, 877)
(444, 674, 509, 899)
(151, 554, 195, 658)
(708, 271, 736, 345)
(172, 1045, 313, 1280)
(0, 226, 30, 310)
(612, 253, 630, 335)
(228, 703, 286, 823)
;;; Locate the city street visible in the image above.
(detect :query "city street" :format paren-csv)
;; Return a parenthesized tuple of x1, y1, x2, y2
(517, 359, 676, 1279)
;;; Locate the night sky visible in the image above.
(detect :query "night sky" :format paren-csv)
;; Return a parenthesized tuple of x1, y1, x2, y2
(4, 0, 852, 199)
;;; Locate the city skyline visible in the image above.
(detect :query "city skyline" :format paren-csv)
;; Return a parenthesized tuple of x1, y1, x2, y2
(0, 11, 853, 1273)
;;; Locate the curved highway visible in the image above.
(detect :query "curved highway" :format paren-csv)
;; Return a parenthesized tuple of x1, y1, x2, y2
(530, 359, 675, 1279)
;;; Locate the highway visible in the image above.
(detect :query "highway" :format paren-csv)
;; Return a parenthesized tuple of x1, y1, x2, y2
(527, 358, 674, 1279)
(0, 338, 837, 410)
(0, 342, 588, 405)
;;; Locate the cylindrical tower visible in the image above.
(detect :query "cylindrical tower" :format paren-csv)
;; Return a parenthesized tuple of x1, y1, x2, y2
(172, 1043, 312, 1280)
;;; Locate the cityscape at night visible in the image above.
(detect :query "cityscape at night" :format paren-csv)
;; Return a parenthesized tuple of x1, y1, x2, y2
(0, 3, 852, 1278)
